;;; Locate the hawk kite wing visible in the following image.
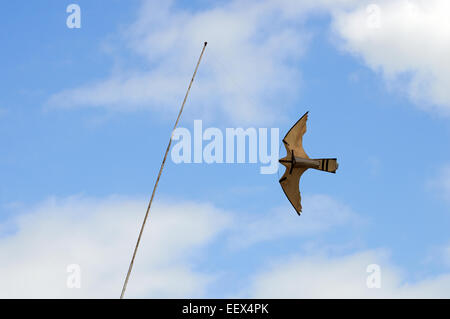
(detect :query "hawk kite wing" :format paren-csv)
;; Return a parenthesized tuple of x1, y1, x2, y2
(279, 112, 309, 215)
(282, 111, 309, 159)
(279, 167, 307, 213)
(279, 111, 338, 215)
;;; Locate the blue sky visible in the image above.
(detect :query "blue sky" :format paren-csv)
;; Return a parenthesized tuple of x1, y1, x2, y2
(1, 0, 450, 298)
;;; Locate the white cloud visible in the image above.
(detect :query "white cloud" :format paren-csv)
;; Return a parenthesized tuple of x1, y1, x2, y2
(2, 192, 450, 298)
(248, 249, 450, 298)
(0, 192, 364, 298)
(46, 0, 314, 125)
(46, 0, 450, 121)
(0, 195, 231, 298)
(426, 243, 450, 268)
(331, 0, 450, 114)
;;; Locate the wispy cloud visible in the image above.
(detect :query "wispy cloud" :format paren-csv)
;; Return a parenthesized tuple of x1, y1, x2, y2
(227, 194, 363, 249)
(2, 192, 450, 298)
(0, 193, 361, 298)
(0, 195, 231, 298)
(46, 0, 450, 122)
(331, 0, 450, 114)
(46, 0, 316, 125)
(247, 249, 450, 298)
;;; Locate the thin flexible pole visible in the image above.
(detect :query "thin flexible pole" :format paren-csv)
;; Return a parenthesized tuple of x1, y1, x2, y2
(120, 42, 208, 299)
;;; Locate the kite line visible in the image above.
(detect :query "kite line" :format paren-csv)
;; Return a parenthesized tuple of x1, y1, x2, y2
(120, 42, 208, 299)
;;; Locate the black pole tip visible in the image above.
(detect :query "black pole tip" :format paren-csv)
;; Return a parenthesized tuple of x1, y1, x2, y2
(204, 41, 208, 46)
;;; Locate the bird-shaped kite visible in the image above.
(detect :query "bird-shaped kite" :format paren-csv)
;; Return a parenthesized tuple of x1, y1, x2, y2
(279, 112, 338, 215)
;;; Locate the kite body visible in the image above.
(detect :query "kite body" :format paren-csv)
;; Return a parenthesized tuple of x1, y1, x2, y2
(279, 112, 338, 215)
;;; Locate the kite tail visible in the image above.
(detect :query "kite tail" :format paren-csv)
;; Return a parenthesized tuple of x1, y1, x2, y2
(314, 158, 338, 174)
